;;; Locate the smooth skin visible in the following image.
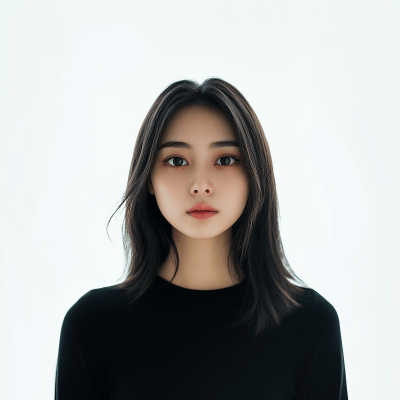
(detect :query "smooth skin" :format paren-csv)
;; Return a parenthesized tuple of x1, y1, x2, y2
(148, 104, 249, 290)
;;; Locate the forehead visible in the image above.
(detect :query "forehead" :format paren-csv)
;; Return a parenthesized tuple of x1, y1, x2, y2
(162, 105, 236, 140)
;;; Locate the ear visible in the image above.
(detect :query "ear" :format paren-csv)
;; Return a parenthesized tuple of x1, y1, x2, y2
(148, 179, 154, 195)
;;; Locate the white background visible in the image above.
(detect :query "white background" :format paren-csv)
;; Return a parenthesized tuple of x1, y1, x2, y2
(1, 1, 399, 399)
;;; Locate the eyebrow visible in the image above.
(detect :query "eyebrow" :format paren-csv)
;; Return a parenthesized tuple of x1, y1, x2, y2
(157, 140, 240, 151)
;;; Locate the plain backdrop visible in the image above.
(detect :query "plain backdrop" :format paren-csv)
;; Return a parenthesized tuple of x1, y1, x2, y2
(0, 0, 399, 399)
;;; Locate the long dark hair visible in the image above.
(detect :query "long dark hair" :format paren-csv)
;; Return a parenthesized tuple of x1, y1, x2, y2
(107, 77, 308, 337)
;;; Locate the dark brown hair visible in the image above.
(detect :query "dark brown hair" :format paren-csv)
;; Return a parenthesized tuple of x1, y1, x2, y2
(107, 77, 308, 337)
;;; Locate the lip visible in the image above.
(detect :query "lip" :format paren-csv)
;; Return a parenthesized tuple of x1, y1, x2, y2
(188, 211, 218, 220)
(188, 203, 216, 213)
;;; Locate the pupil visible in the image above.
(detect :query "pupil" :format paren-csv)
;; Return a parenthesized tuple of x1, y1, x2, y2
(174, 158, 183, 166)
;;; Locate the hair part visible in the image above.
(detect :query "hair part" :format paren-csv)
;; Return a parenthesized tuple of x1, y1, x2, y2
(107, 77, 308, 338)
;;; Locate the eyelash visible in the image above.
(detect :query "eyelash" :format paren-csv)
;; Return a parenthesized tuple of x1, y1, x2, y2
(162, 153, 241, 169)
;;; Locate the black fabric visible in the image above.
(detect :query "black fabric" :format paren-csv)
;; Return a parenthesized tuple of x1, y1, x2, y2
(55, 275, 348, 399)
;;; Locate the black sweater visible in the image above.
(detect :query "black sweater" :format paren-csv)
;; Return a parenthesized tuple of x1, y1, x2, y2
(55, 274, 348, 399)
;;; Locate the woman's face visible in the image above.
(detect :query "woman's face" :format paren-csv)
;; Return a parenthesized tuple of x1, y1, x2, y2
(148, 105, 249, 240)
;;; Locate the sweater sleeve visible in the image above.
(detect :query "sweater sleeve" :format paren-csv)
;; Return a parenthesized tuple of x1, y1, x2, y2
(55, 290, 97, 400)
(295, 291, 348, 400)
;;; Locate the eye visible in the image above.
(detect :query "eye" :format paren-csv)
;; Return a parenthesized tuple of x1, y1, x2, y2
(162, 154, 241, 168)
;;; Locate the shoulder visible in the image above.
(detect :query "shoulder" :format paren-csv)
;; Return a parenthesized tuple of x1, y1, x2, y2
(90, 284, 130, 309)
(65, 284, 127, 313)
(293, 288, 347, 395)
(296, 287, 343, 349)
(294, 287, 340, 321)
(307, 288, 341, 333)
(60, 284, 129, 338)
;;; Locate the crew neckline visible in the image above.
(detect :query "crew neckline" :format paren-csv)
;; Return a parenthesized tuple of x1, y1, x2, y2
(152, 273, 246, 298)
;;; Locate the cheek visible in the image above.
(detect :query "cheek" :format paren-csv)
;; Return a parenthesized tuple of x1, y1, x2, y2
(153, 172, 185, 211)
(220, 172, 249, 194)
(157, 174, 185, 196)
(222, 175, 249, 212)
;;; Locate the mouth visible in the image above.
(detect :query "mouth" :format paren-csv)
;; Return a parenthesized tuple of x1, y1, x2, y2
(187, 210, 218, 220)
(188, 203, 216, 213)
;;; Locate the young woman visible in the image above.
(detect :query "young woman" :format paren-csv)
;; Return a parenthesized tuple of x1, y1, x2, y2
(55, 78, 348, 399)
